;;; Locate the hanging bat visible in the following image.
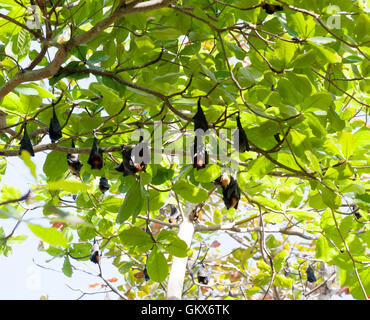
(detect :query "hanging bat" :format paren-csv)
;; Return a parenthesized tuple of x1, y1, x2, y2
(99, 177, 109, 193)
(262, 3, 283, 14)
(67, 140, 83, 175)
(192, 98, 209, 132)
(214, 172, 231, 189)
(131, 137, 148, 173)
(192, 136, 208, 170)
(222, 176, 241, 209)
(168, 204, 181, 224)
(274, 133, 282, 143)
(20, 124, 35, 156)
(214, 173, 241, 209)
(233, 114, 250, 152)
(115, 147, 146, 176)
(90, 239, 101, 264)
(87, 137, 103, 170)
(306, 265, 317, 283)
(197, 264, 210, 285)
(48, 106, 63, 143)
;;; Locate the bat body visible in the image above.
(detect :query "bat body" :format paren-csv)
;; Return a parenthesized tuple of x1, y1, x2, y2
(306, 265, 317, 283)
(90, 241, 101, 264)
(99, 177, 110, 193)
(192, 99, 209, 132)
(192, 136, 208, 170)
(274, 133, 282, 143)
(48, 106, 62, 143)
(88, 137, 103, 170)
(67, 154, 83, 175)
(168, 205, 181, 224)
(262, 3, 283, 14)
(115, 147, 146, 176)
(67, 141, 83, 175)
(234, 115, 250, 152)
(197, 265, 210, 285)
(20, 125, 35, 156)
(214, 173, 241, 210)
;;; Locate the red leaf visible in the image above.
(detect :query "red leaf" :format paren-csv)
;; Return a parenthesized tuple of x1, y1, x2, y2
(89, 283, 100, 288)
(210, 240, 221, 248)
(134, 271, 144, 279)
(230, 270, 242, 281)
(108, 277, 118, 283)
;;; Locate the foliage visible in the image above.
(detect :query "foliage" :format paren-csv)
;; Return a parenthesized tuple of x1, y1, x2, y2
(0, 0, 369, 300)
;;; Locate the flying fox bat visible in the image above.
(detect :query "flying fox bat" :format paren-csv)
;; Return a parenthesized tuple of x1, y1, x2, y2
(20, 124, 35, 157)
(192, 98, 209, 132)
(262, 3, 283, 14)
(90, 239, 101, 264)
(233, 114, 250, 152)
(67, 140, 83, 175)
(87, 137, 103, 170)
(99, 177, 110, 193)
(48, 106, 63, 143)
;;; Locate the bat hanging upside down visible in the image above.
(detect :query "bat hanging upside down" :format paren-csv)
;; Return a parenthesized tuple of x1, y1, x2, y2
(214, 172, 241, 210)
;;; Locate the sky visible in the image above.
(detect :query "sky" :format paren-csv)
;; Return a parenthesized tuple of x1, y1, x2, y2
(0, 146, 123, 300)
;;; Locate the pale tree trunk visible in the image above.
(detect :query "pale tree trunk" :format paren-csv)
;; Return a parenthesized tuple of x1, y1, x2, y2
(166, 204, 195, 300)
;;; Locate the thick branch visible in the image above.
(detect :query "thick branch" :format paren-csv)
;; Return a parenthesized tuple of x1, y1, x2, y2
(0, 0, 174, 100)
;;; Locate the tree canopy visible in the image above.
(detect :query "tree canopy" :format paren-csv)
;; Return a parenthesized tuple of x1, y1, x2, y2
(0, 0, 369, 300)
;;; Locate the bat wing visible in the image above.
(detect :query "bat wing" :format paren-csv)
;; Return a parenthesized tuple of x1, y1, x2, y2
(233, 115, 250, 152)
(20, 125, 35, 156)
(88, 137, 103, 169)
(48, 107, 62, 143)
(192, 99, 209, 132)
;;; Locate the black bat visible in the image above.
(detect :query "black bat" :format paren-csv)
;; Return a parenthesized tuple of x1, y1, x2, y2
(87, 137, 103, 170)
(20, 124, 35, 156)
(274, 133, 282, 143)
(90, 239, 101, 264)
(306, 265, 317, 283)
(223, 176, 241, 209)
(262, 3, 283, 14)
(99, 177, 109, 193)
(197, 264, 210, 285)
(192, 136, 208, 170)
(192, 98, 209, 132)
(214, 173, 241, 209)
(168, 204, 181, 224)
(67, 140, 83, 175)
(234, 114, 250, 152)
(214, 172, 231, 189)
(48, 106, 62, 143)
(115, 147, 146, 176)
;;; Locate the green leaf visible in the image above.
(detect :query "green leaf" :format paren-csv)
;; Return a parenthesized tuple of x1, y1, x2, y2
(20, 150, 36, 179)
(289, 210, 319, 221)
(28, 224, 68, 247)
(91, 83, 124, 116)
(47, 180, 90, 193)
(146, 246, 168, 283)
(142, 189, 169, 212)
(338, 131, 354, 159)
(273, 274, 293, 289)
(273, 250, 288, 273)
(119, 227, 154, 250)
(43, 151, 68, 181)
(156, 229, 190, 258)
(62, 256, 73, 277)
(172, 180, 208, 203)
(193, 164, 221, 183)
(116, 180, 144, 224)
(303, 92, 333, 111)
